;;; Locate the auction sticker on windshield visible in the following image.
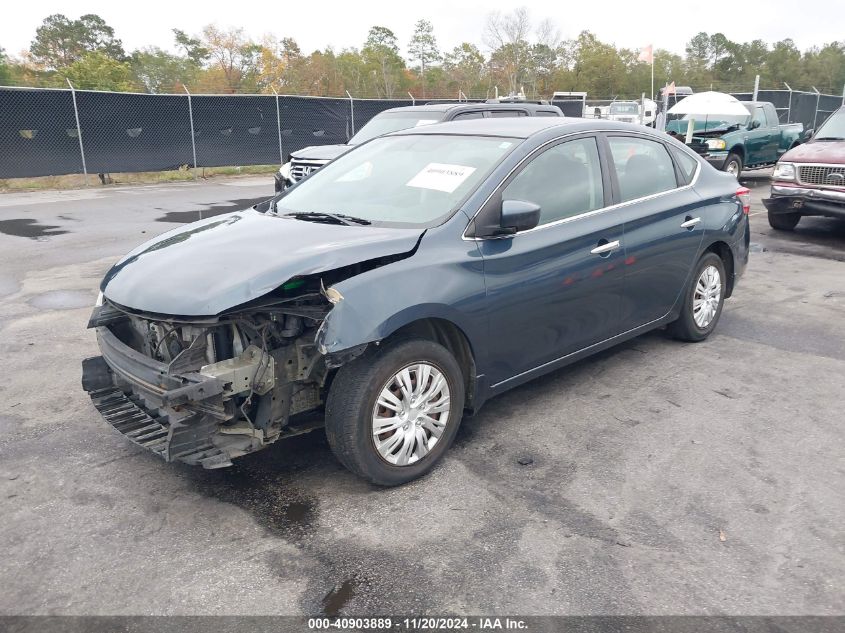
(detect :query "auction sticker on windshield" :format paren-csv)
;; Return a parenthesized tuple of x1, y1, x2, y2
(407, 163, 476, 193)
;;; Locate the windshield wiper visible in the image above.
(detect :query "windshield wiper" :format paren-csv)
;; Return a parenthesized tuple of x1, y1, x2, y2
(815, 136, 845, 141)
(283, 211, 371, 226)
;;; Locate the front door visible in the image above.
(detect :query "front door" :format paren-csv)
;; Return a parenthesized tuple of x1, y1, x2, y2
(475, 135, 625, 386)
(745, 106, 771, 165)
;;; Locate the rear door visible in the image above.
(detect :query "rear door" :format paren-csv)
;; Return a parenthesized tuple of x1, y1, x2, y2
(603, 134, 706, 331)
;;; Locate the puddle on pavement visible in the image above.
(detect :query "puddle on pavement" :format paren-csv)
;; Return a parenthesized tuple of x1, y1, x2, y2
(28, 290, 94, 310)
(156, 197, 270, 223)
(321, 577, 358, 616)
(0, 218, 69, 239)
(188, 457, 317, 538)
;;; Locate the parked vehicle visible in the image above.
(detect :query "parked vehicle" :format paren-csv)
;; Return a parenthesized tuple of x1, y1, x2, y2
(763, 105, 845, 230)
(667, 101, 808, 175)
(83, 118, 749, 486)
(274, 101, 563, 191)
(607, 101, 640, 124)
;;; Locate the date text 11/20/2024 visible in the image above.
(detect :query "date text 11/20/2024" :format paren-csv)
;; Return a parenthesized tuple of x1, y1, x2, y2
(307, 617, 529, 630)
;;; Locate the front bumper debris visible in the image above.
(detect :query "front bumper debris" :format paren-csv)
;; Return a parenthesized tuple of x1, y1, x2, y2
(764, 184, 845, 219)
(82, 327, 269, 469)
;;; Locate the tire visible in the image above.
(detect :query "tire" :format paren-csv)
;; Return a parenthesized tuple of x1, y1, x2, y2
(768, 210, 801, 231)
(325, 338, 465, 486)
(668, 252, 727, 342)
(724, 153, 743, 177)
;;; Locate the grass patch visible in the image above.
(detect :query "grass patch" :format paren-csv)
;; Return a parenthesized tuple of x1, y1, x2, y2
(0, 165, 278, 193)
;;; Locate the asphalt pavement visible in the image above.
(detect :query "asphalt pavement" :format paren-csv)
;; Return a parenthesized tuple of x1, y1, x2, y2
(0, 171, 843, 616)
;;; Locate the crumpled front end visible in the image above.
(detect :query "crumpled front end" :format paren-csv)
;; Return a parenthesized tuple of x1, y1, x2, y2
(81, 285, 335, 468)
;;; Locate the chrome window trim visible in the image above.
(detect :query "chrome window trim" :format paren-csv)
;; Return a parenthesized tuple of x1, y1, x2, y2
(462, 129, 702, 241)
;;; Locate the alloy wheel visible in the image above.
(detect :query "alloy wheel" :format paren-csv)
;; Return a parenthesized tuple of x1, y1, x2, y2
(693, 265, 722, 328)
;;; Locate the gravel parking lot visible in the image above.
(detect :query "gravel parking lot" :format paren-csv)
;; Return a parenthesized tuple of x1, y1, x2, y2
(0, 171, 843, 616)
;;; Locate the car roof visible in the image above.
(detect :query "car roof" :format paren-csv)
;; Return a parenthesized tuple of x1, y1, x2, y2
(378, 102, 559, 116)
(390, 117, 654, 140)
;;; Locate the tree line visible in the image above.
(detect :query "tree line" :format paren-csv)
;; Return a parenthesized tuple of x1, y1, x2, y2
(1, 9, 843, 98)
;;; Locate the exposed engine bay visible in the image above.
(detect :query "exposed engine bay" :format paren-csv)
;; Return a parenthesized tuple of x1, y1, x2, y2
(82, 278, 361, 469)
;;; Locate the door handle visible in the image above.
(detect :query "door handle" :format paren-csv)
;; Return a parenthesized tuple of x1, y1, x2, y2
(680, 217, 701, 229)
(590, 240, 620, 255)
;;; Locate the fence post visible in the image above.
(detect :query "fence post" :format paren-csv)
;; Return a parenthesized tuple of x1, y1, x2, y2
(272, 87, 284, 166)
(784, 82, 793, 123)
(841, 83, 845, 108)
(752, 74, 759, 102)
(183, 86, 198, 180)
(66, 79, 88, 186)
(346, 90, 355, 136)
(812, 86, 821, 130)
(408, 91, 415, 105)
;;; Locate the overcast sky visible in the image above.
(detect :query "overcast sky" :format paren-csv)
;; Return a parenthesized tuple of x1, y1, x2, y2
(3, 0, 843, 60)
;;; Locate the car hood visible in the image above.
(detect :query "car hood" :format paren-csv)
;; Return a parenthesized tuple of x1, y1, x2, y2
(781, 140, 845, 163)
(290, 144, 353, 161)
(100, 209, 423, 316)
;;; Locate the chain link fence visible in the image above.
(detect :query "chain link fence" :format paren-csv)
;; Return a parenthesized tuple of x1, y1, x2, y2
(0, 86, 428, 179)
(1, 84, 843, 181)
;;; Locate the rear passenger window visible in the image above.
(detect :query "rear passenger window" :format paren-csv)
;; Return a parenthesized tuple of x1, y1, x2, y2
(670, 147, 698, 185)
(503, 137, 604, 226)
(489, 110, 528, 118)
(452, 111, 485, 120)
(608, 136, 678, 202)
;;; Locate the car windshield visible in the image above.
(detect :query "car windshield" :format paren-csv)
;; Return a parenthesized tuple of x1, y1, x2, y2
(275, 134, 517, 228)
(348, 111, 443, 145)
(611, 103, 638, 114)
(814, 108, 845, 139)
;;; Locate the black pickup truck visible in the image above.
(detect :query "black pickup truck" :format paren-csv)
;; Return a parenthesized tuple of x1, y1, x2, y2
(274, 101, 563, 191)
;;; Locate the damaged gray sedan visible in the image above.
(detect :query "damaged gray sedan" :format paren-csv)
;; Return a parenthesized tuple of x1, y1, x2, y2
(83, 118, 748, 485)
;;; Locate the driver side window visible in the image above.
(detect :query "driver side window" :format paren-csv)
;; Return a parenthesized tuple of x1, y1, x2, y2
(502, 137, 604, 226)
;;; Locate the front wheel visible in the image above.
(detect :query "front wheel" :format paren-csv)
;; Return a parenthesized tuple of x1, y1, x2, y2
(325, 338, 465, 486)
(724, 153, 743, 177)
(768, 210, 801, 231)
(668, 252, 727, 342)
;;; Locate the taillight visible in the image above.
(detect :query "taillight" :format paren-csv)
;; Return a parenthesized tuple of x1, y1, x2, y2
(736, 187, 751, 214)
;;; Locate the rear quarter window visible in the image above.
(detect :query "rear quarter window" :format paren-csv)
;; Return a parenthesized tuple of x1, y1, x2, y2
(670, 147, 699, 185)
(535, 110, 560, 117)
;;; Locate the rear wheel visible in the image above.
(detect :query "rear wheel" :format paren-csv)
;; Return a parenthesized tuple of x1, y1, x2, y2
(724, 153, 743, 177)
(668, 252, 727, 342)
(768, 210, 801, 231)
(325, 338, 465, 486)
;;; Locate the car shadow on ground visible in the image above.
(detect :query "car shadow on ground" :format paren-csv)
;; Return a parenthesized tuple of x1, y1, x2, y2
(175, 328, 671, 513)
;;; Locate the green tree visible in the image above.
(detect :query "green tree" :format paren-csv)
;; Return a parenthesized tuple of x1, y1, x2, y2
(765, 39, 802, 88)
(443, 43, 487, 97)
(63, 51, 135, 90)
(30, 13, 124, 69)
(362, 26, 405, 97)
(130, 47, 197, 93)
(0, 46, 11, 84)
(803, 42, 845, 93)
(173, 29, 209, 65)
(408, 19, 440, 97)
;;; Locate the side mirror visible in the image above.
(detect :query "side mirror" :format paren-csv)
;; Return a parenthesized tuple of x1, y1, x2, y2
(748, 120, 761, 130)
(500, 199, 541, 234)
